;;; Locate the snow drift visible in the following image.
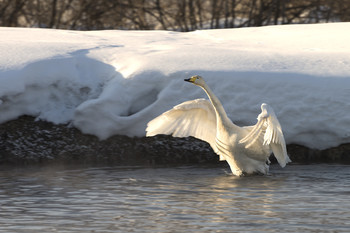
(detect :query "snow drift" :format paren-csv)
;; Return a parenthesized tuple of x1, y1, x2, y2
(0, 23, 349, 150)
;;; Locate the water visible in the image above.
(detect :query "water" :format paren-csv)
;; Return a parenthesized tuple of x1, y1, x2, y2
(0, 164, 349, 232)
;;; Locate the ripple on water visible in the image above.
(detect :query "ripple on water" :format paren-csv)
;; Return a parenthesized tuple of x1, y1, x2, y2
(0, 164, 349, 232)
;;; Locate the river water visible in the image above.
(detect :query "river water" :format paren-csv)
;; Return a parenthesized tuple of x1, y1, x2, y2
(0, 164, 349, 232)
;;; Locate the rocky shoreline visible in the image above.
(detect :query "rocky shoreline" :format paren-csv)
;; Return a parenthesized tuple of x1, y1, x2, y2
(0, 116, 349, 166)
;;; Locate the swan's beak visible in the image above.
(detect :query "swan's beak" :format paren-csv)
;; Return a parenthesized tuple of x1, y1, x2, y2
(184, 76, 196, 83)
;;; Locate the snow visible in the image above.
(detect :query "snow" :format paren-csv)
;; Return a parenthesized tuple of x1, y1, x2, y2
(0, 23, 350, 150)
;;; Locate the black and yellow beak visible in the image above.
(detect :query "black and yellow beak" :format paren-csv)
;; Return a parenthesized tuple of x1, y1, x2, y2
(184, 76, 197, 83)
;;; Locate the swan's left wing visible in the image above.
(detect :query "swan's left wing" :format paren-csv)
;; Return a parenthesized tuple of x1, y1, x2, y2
(146, 99, 221, 159)
(239, 103, 291, 167)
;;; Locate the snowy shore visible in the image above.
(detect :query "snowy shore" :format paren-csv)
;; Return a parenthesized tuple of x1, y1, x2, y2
(1, 23, 350, 164)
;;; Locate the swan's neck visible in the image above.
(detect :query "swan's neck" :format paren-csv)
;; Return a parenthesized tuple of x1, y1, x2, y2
(200, 82, 238, 132)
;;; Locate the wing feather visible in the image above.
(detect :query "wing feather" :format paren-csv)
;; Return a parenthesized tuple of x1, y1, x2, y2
(239, 118, 265, 147)
(239, 103, 291, 167)
(146, 98, 219, 157)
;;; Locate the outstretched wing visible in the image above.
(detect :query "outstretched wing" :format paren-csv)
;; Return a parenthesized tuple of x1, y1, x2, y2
(239, 103, 291, 167)
(146, 98, 223, 159)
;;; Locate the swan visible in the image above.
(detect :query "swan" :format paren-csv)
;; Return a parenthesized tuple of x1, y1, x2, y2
(146, 75, 291, 176)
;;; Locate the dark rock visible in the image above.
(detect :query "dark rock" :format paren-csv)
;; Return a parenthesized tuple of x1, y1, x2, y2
(287, 143, 350, 164)
(0, 116, 349, 166)
(0, 116, 218, 166)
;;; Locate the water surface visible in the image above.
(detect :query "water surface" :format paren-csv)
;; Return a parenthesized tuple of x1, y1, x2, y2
(0, 164, 349, 232)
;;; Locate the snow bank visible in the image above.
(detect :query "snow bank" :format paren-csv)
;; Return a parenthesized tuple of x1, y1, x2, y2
(0, 23, 350, 149)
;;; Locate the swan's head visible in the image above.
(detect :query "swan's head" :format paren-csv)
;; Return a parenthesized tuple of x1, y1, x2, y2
(184, 75, 205, 86)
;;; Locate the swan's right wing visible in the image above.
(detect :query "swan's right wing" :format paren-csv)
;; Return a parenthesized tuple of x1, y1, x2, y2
(146, 99, 221, 158)
(239, 103, 291, 167)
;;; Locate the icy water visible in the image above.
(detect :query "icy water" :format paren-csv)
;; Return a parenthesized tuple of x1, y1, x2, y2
(0, 164, 349, 233)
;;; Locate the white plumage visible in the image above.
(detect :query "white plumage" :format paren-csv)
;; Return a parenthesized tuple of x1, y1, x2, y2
(146, 75, 291, 176)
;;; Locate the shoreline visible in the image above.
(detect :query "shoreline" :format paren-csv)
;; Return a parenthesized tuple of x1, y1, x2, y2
(1, 116, 349, 166)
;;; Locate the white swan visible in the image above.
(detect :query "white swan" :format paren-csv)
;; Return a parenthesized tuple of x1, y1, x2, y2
(146, 75, 291, 176)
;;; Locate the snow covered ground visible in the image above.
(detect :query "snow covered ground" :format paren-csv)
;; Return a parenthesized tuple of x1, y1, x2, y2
(0, 23, 349, 150)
